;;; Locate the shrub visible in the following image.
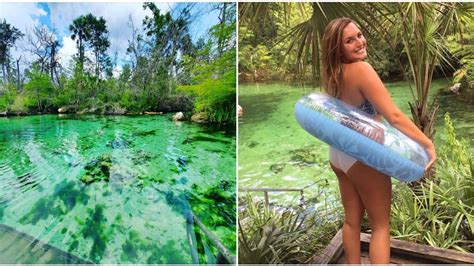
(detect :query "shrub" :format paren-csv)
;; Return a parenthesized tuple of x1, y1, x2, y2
(238, 194, 342, 264)
(391, 113, 474, 252)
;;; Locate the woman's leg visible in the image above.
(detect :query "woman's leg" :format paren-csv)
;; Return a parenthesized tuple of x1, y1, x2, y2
(346, 161, 392, 264)
(330, 163, 364, 264)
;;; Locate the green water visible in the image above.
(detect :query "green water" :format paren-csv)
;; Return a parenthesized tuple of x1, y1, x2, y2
(0, 114, 235, 263)
(238, 79, 473, 205)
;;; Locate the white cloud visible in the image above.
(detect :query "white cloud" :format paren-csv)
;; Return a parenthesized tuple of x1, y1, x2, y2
(0, 2, 223, 76)
(48, 2, 171, 66)
(57, 36, 77, 68)
(0, 3, 48, 72)
(113, 65, 123, 79)
(0, 3, 45, 34)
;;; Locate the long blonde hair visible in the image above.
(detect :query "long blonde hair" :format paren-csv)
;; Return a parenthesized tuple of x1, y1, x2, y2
(322, 18, 355, 98)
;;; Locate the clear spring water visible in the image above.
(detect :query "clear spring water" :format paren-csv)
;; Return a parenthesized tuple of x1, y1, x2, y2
(0, 114, 235, 263)
(238, 79, 472, 205)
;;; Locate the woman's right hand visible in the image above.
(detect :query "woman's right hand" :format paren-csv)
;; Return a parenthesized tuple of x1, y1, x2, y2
(425, 142, 436, 172)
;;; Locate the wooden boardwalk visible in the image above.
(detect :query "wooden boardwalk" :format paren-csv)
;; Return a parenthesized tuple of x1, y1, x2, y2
(308, 229, 474, 264)
(0, 224, 91, 264)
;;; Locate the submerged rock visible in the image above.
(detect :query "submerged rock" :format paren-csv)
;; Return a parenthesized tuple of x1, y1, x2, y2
(80, 154, 112, 185)
(108, 139, 130, 149)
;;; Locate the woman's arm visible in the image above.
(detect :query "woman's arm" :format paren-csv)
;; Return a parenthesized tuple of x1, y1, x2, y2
(354, 62, 436, 170)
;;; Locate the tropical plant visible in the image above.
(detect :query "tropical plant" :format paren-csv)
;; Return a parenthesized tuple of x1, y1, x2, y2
(238, 193, 344, 264)
(391, 3, 471, 141)
(238, 195, 313, 264)
(391, 113, 474, 252)
(446, 15, 474, 100)
(69, 15, 92, 71)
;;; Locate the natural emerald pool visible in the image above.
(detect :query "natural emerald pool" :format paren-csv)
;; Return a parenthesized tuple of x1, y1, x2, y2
(0, 114, 235, 263)
(238, 79, 474, 205)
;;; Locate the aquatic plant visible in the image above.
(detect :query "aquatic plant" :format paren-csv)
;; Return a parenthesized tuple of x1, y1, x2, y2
(146, 240, 187, 264)
(120, 230, 146, 262)
(188, 180, 236, 253)
(80, 154, 112, 184)
(20, 181, 89, 224)
(81, 204, 110, 262)
(290, 148, 317, 166)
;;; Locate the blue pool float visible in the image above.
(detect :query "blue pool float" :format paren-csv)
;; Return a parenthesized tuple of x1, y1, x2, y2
(295, 93, 429, 182)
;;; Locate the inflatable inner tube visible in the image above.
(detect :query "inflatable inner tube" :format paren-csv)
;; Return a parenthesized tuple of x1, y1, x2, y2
(295, 93, 429, 182)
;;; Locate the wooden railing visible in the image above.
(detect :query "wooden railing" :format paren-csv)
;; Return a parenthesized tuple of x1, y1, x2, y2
(239, 182, 318, 207)
(185, 210, 236, 264)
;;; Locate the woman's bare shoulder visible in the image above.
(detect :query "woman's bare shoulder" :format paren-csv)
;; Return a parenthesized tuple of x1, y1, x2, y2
(344, 61, 378, 88)
(347, 61, 374, 72)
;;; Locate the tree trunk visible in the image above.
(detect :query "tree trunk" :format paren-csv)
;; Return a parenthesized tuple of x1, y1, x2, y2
(217, 3, 228, 56)
(2, 63, 6, 83)
(6, 58, 11, 83)
(16, 56, 21, 90)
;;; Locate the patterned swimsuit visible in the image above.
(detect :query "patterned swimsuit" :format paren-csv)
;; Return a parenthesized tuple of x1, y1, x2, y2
(329, 100, 378, 173)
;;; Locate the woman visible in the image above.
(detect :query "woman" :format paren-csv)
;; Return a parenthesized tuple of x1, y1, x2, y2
(321, 18, 436, 264)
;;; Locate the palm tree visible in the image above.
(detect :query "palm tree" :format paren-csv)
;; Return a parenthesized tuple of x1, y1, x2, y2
(241, 2, 471, 182)
(391, 3, 471, 139)
(69, 15, 92, 71)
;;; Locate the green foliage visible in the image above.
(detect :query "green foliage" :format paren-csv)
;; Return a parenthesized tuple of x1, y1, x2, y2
(0, 19, 24, 84)
(2, 4, 235, 124)
(24, 65, 54, 110)
(447, 16, 474, 91)
(391, 113, 474, 252)
(238, 195, 313, 264)
(238, 194, 342, 264)
(178, 54, 236, 124)
(0, 82, 17, 110)
(238, 4, 304, 82)
(178, 6, 236, 125)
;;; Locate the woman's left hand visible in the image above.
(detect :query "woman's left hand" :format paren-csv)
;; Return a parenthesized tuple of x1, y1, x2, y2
(425, 143, 436, 172)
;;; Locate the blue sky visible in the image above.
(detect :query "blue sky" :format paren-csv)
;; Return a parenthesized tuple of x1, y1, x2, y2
(0, 2, 221, 74)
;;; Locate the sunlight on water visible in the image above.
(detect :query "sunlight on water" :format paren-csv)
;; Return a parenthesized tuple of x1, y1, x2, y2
(0, 114, 235, 263)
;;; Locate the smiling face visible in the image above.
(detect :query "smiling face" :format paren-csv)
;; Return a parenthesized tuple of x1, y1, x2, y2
(341, 22, 367, 63)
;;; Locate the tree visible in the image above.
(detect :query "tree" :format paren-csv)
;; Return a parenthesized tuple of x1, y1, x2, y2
(143, 2, 172, 50)
(0, 19, 24, 83)
(24, 64, 54, 111)
(26, 25, 62, 85)
(390, 3, 470, 141)
(179, 3, 236, 125)
(69, 15, 92, 71)
(165, 6, 194, 94)
(86, 14, 110, 80)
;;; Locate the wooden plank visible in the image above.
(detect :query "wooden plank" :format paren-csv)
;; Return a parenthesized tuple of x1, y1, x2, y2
(306, 229, 343, 264)
(192, 212, 236, 264)
(185, 214, 200, 264)
(0, 224, 91, 264)
(360, 238, 433, 264)
(360, 233, 474, 264)
(311, 229, 474, 264)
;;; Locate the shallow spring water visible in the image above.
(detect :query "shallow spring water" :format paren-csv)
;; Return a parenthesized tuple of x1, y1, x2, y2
(238, 79, 472, 205)
(0, 114, 236, 263)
